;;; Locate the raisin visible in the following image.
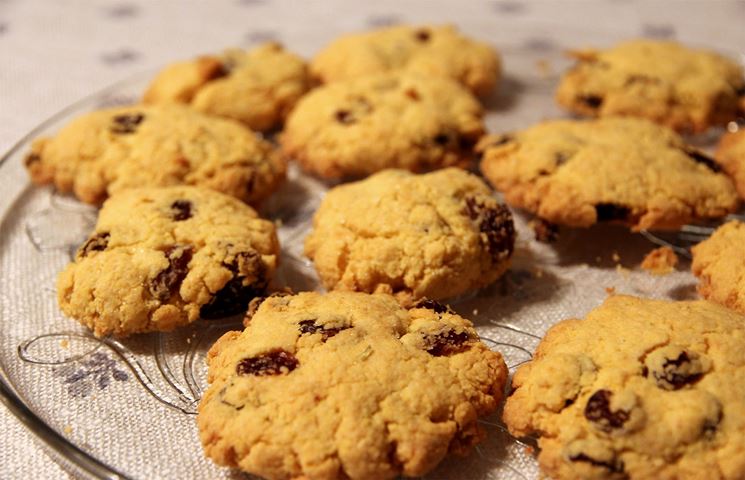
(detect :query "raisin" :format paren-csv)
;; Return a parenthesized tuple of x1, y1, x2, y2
(170, 199, 193, 221)
(568, 453, 624, 474)
(703, 410, 722, 437)
(579, 95, 603, 109)
(647, 351, 703, 390)
(335, 109, 354, 124)
(424, 330, 471, 356)
(412, 298, 453, 314)
(78, 232, 110, 258)
(110, 113, 144, 134)
(298, 319, 347, 341)
(584, 389, 630, 432)
(414, 29, 430, 42)
(434, 133, 451, 145)
(24, 153, 41, 167)
(236, 349, 298, 376)
(682, 147, 721, 173)
(200, 251, 266, 319)
(464, 196, 516, 263)
(594, 203, 631, 222)
(150, 245, 193, 301)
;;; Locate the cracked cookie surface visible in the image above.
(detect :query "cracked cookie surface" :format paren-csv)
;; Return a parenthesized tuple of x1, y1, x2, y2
(311, 24, 500, 97)
(503, 295, 745, 480)
(57, 186, 279, 337)
(692, 220, 745, 315)
(198, 291, 508, 480)
(144, 42, 311, 132)
(478, 117, 739, 230)
(304, 168, 514, 303)
(281, 72, 484, 179)
(556, 39, 745, 133)
(25, 104, 286, 205)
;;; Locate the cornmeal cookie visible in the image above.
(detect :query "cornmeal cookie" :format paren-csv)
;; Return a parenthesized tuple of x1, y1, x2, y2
(503, 295, 745, 480)
(311, 25, 500, 97)
(25, 104, 285, 205)
(692, 220, 745, 314)
(57, 186, 279, 337)
(144, 42, 311, 132)
(198, 291, 507, 480)
(716, 129, 745, 199)
(281, 72, 484, 179)
(304, 169, 515, 302)
(556, 39, 745, 133)
(478, 117, 739, 230)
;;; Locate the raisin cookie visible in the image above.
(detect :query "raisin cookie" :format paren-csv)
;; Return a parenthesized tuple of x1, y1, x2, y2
(692, 220, 745, 314)
(478, 117, 739, 230)
(198, 291, 507, 480)
(311, 24, 500, 97)
(556, 39, 745, 133)
(25, 104, 285, 205)
(503, 295, 745, 480)
(304, 169, 515, 302)
(144, 42, 311, 132)
(57, 186, 279, 337)
(716, 129, 745, 199)
(281, 72, 484, 179)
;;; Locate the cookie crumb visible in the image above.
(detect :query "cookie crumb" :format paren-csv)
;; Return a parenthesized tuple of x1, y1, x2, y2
(59, 339, 69, 349)
(641, 246, 678, 275)
(529, 218, 559, 242)
(605, 286, 616, 295)
(472, 308, 479, 315)
(616, 264, 630, 277)
(63, 425, 72, 435)
(611, 251, 621, 263)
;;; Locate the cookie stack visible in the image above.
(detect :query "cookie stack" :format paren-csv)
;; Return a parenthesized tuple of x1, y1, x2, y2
(22, 24, 745, 480)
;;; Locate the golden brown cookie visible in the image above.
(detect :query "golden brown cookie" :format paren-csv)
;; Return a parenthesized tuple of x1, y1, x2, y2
(556, 39, 745, 133)
(57, 186, 279, 337)
(143, 42, 311, 132)
(24, 104, 285, 205)
(478, 117, 739, 230)
(716, 129, 745, 199)
(198, 291, 508, 480)
(691, 220, 745, 314)
(281, 72, 484, 179)
(304, 168, 515, 303)
(504, 295, 745, 480)
(311, 24, 500, 97)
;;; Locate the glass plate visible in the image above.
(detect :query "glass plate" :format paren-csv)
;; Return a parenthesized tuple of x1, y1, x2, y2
(0, 34, 740, 480)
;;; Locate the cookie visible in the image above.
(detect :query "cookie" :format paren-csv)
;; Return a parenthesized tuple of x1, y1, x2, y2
(281, 72, 484, 179)
(716, 129, 745, 199)
(556, 39, 745, 133)
(25, 104, 286, 205)
(304, 168, 515, 302)
(478, 117, 739, 230)
(57, 186, 279, 337)
(198, 291, 508, 480)
(503, 295, 745, 480)
(640, 246, 678, 275)
(311, 24, 500, 97)
(691, 220, 745, 314)
(143, 42, 311, 132)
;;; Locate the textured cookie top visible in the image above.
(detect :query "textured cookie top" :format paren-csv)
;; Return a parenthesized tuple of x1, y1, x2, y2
(716, 129, 745, 199)
(57, 186, 279, 337)
(692, 220, 745, 315)
(503, 295, 745, 480)
(478, 117, 739, 230)
(198, 291, 507, 480)
(304, 168, 515, 302)
(311, 24, 500, 97)
(281, 72, 484, 179)
(143, 42, 311, 132)
(25, 104, 286, 205)
(556, 39, 745, 133)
